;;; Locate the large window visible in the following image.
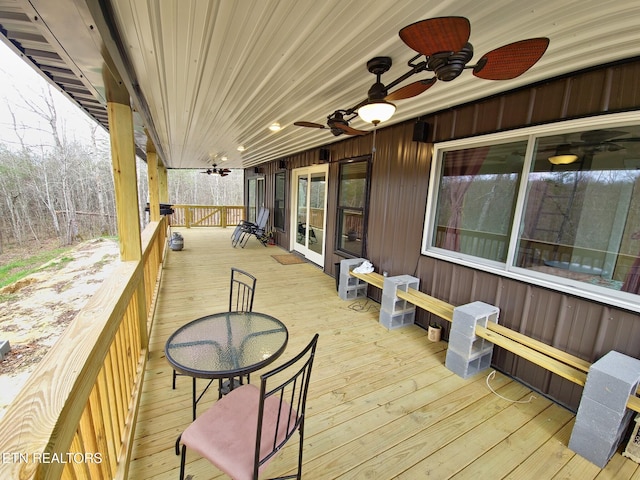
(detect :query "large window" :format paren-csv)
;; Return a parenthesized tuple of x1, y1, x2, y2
(424, 112, 640, 311)
(336, 157, 370, 256)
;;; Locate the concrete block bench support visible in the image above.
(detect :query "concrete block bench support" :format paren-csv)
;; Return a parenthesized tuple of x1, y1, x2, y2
(568, 351, 640, 467)
(380, 275, 420, 329)
(445, 301, 500, 379)
(338, 258, 368, 301)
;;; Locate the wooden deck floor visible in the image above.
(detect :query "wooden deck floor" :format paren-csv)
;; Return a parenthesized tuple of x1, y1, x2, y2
(129, 227, 640, 480)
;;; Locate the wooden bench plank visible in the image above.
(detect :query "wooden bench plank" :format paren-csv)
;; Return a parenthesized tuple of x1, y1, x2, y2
(350, 271, 385, 289)
(486, 323, 592, 374)
(475, 325, 587, 386)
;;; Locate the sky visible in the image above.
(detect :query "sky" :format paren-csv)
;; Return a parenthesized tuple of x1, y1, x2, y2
(0, 40, 107, 150)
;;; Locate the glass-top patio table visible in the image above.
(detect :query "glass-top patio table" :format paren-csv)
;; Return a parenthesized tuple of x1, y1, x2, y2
(165, 311, 289, 419)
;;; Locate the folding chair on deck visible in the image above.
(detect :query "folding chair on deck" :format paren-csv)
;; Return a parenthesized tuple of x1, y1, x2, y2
(232, 208, 270, 248)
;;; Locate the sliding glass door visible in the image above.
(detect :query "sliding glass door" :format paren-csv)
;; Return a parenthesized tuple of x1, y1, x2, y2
(291, 165, 328, 266)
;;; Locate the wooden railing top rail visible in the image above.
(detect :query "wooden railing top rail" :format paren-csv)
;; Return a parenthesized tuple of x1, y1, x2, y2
(349, 270, 640, 413)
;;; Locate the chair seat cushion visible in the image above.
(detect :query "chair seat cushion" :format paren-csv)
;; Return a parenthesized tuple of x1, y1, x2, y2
(180, 383, 296, 480)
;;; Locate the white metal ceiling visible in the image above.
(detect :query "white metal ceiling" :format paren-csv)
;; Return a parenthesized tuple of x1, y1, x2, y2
(3, 0, 640, 170)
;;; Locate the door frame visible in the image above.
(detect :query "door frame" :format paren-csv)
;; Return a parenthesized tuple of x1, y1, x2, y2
(290, 164, 328, 266)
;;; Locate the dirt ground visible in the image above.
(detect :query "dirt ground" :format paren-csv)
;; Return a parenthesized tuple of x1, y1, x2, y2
(0, 238, 120, 419)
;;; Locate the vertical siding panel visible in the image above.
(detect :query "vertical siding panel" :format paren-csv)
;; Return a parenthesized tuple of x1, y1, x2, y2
(566, 69, 609, 117)
(529, 81, 569, 123)
(500, 89, 534, 128)
(474, 97, 503, 135)
(609, 61, 640, 110)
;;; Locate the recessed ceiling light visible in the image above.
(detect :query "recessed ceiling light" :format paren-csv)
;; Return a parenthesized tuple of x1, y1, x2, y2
(237, 145, 245, 152)
(221, 156, 228, 162)
(269, 122, 281, 132)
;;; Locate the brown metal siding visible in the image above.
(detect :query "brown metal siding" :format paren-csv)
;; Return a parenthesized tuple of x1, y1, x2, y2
(250, 57, 640, 410)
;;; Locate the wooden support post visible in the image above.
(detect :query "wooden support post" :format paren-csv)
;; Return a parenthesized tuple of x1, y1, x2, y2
(158, 164, 169, 204)
(146, 134, 161, 222)
(105, 71, 148, 349)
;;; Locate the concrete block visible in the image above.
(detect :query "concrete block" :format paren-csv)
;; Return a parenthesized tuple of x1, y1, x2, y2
(382, 274, 420, 294)
(445, 347, 493, 379)
(575, 396, 631, 439)
(569, 415, 633, 468)
(338, 258, 368, 301)
(583, 351, 640, 412)
(448, 332, 492, 360)
(451, 301, 499, 338)
(379, 309, 415, 330)
(338, 283, 367, 301)
(381, 293, 412, 314)
(381, 275, 419, 313)
(569, 351, 640, 467)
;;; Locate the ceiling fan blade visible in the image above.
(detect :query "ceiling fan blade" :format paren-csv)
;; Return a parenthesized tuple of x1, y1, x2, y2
(334, 123, 368, 136)
(580, 130, 628, 143)
(386, 78, 437, 101)
(294, 121, 326, 129)
(473, 38, 549, 80)
(399, 17, 470, 56)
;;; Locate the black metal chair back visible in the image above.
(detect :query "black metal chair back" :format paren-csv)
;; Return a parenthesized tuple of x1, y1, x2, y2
(229, 267, 256, 312)
(254, 333, 319, 479)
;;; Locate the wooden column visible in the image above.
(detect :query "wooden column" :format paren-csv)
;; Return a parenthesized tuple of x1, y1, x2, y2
(146, 134, 161, 222)
(158, 164, 169, 204)
(105, 70, 148, 348)
(105, 81, 142, 261)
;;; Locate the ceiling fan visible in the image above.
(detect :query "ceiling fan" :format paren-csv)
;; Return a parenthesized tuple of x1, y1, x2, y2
(202, 164, 231, 176)
(384, 16, 550, 102)
(294, 110, 368, 136)
(294, 16, 549, 131)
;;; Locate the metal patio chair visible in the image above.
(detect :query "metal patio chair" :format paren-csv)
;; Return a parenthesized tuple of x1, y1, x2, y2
(172, 268, 257, 401)
(177, 334, 319, 480)
(232, 207, 270, 248)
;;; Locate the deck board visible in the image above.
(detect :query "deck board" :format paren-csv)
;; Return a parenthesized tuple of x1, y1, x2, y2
(129, 227, 640, 480)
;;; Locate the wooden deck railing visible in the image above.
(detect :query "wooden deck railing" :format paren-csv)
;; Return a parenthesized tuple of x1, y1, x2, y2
(0, 217, 168, 479)
(169, 205, 244, 228)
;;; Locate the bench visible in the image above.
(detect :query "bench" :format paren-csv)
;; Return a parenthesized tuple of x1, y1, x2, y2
(345, 264, 640, 467)
(348, 270, 640, 413)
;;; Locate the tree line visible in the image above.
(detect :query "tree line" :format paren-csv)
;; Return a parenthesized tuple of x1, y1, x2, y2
(0, 87, 242, 253)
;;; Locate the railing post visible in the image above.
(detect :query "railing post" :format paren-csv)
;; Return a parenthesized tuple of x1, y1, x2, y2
(222, 206, 227, 228)
(186, 207, 192, 228)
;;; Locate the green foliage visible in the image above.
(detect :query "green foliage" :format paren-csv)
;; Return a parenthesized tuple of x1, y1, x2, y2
(0, 247, 72, 289)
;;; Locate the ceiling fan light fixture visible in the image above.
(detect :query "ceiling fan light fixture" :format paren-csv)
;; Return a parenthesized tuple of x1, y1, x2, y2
(548, 154, 579, 165)
(548, 144, 578, 165)
(358, 100, 396, 125)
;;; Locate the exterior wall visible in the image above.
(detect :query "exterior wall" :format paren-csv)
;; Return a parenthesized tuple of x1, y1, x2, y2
(248, 57, 640, 410)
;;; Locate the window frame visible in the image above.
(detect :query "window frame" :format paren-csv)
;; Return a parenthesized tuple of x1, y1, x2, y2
(335, 155, 371, 257)
(422, 110, 640, 312)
